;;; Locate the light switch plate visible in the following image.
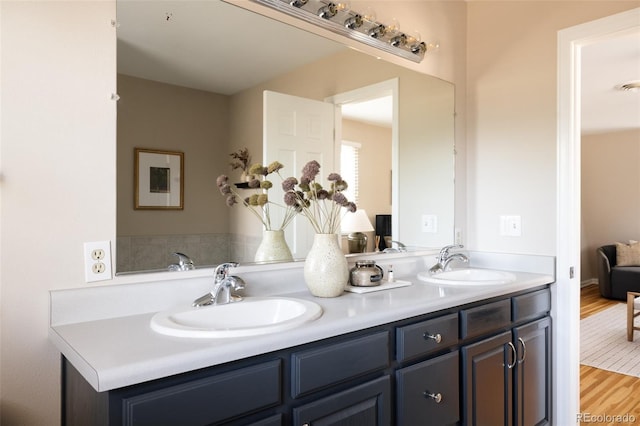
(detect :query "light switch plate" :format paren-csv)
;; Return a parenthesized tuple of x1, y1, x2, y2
(421, 214, 438, 233)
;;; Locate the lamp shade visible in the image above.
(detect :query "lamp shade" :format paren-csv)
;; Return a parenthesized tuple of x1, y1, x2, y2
(341, 209, 374, 234)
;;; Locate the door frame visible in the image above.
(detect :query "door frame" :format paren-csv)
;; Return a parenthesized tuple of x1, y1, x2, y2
(325, 78, 399, 239)
(555, 7, 639, 424)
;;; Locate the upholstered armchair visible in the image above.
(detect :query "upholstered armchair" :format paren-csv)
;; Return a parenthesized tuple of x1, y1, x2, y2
(597, 244, 640, 300)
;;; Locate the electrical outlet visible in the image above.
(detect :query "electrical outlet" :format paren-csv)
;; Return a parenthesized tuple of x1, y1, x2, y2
(84, 241, 112, 283)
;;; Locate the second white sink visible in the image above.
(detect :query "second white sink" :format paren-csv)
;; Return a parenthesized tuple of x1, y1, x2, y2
(150, 297, 323, 338)
(417, 268, 517, 286)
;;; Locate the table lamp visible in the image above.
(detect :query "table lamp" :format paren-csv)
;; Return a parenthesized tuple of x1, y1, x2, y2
(341, 209, 374, 253)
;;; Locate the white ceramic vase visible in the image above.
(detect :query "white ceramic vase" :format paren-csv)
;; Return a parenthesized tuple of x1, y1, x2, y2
(304, 233, 349, 298)
(254, 230, 293, 263)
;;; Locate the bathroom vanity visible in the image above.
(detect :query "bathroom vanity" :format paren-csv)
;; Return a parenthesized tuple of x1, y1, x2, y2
(50, 253, 554, 425)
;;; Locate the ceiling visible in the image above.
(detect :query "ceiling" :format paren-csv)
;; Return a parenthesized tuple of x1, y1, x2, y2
(117, 1, 639, 133)
(581, 29, 640, 135)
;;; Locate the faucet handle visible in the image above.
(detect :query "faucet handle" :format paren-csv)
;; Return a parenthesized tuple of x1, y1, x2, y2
(214, 262, 239, 282)
(168, 252, 195, 271)
(440, 244, 463, 255)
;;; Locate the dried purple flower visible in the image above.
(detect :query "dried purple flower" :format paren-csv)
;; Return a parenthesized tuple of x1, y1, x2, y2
(327, 172, 342, 182)
(248, 178, 261, 189)
(216, 174, 229, 188)
(284, 192, 298, 207)
(301, 160, 320, 181)
(226, 194, 238, 206)
(220, 184, 232, 195)
(316, 189, 329, 200)
(332, 192, 348, 206)
(345, 202, 357, 213)
(282, 177, 298, 191)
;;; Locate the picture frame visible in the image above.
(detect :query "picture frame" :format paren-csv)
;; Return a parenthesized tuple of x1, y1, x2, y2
(134, 148, 184, 210)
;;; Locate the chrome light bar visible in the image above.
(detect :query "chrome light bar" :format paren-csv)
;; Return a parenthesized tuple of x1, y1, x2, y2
(250, 0, 431, 63)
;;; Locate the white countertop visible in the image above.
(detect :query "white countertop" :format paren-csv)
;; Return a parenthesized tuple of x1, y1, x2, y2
(49, 262, 553, 392)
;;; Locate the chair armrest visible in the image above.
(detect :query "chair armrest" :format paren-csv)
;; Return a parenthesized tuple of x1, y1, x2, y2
(597, 247, 613, 298)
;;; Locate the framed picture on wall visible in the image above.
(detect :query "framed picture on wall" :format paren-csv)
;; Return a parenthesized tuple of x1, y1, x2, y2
(134, 148, 184, 210)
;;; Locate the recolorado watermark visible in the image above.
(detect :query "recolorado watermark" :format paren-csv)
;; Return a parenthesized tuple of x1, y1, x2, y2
(577, 412, 637, 423)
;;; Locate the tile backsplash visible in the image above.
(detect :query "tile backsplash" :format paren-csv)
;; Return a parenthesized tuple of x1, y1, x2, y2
(116, 233, 261, 273)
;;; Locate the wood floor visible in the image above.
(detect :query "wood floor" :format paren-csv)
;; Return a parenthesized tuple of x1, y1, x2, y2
(580, 285, 640, 425)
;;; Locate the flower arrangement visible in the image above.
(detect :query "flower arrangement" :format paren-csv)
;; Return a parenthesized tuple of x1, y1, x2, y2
(216, 161, 297, 231)
(281, 160, 356, 234)
(228, 147, 251, 175)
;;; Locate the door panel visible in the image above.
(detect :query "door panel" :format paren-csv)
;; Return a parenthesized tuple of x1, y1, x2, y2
(264, 91, 335, 258)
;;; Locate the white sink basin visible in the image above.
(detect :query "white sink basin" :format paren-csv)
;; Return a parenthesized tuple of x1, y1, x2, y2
(150, 297, 323, 338)
(417, 268, 517, 286)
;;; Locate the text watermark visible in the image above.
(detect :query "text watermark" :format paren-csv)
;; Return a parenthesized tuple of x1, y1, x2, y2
(577, 412, 637, 424)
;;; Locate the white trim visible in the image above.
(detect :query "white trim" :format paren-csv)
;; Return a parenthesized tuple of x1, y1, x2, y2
(326, 78, 400, 239)
(556, 7, 639, 425)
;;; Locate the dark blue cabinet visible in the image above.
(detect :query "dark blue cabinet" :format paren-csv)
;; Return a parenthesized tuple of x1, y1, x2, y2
(461, 306, 551, 426)
(62, 286, 551, 426)
(292, 376, 391, 425)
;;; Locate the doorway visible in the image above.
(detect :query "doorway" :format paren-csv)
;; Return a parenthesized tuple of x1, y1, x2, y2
(556, 7, 640, 424)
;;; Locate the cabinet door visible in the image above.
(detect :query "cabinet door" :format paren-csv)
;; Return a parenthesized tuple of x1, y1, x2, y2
(292, 376, 391, 426)
(513, 317, 551, 426)
(396, 351, 459, 425)
(462, 331, 513, 426)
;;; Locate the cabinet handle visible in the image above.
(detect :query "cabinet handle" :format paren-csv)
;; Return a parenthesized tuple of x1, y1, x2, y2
(423, 391, 443, 403)
(423, 332, 442, 343)
(517, 337, 527, 364)
(506, 341, 517, 369)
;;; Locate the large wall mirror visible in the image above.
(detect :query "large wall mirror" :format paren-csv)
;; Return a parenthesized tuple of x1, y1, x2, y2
(116, 0, 455, 274)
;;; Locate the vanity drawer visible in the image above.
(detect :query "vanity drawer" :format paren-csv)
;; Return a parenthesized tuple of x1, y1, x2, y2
(396, 313, 458, 362)
(396, 351, 460, 425)
(512, 288, 551, 322)
(291, 331, 390, 398)
(460, 299, 511, 340)
(119, 360, 281, 426)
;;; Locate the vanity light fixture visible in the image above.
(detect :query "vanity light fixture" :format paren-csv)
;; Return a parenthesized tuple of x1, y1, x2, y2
(249, 0, 434, 63)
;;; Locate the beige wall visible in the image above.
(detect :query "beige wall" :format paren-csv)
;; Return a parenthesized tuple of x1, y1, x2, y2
(0, 2, 116, 424)
(581, 129, 640, 279)
(1, 1, 636, 424)
(342, 119, 393, 251)
(465, 1, 638, 255)
(117, 74, 230, 236)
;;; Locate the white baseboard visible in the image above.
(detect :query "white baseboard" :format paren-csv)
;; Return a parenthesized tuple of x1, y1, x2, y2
(581, 278, 598, 288)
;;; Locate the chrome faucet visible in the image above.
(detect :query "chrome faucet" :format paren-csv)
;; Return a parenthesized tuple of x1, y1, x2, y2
(168, 252, 195, 271)
(383, 240, 407, 253)
(429, 244, 469, 274)
(192, 262, 246, 307)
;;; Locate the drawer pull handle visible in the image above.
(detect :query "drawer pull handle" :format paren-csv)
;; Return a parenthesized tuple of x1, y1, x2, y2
(517, 337, 527, 364)
(506, 341, 517, 369)
(423, 332, 442, 343)
(424, 391, 443, 403)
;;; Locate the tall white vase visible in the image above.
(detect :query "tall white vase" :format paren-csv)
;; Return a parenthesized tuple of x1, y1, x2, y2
(304, 233, 348, 298)
(254, 230, 293, 263)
